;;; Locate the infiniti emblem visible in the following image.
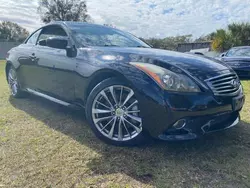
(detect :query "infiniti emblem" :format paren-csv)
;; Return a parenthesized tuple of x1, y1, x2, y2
(231, 79, 239, 88)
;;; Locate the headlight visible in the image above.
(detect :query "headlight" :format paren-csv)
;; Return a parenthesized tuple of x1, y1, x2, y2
(130, 62, 201, 92)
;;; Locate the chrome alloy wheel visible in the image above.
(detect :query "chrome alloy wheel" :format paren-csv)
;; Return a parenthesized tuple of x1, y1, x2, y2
(8, 68, 18, 96)
(92, 85, 142, 141)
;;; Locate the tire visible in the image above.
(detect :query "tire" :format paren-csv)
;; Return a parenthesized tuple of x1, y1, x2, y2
(85, 78, 148, 146)
(7, 66, 26, 98)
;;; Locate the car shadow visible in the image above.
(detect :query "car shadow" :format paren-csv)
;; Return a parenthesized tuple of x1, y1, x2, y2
(9, 95, 250, 186)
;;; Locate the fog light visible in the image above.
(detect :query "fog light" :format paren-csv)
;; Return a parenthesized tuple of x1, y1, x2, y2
(173, 119, 186, 129)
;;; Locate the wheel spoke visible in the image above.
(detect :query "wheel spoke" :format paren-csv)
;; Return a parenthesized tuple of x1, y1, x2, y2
(11, 84, 15, 89)
(93, 108, 112, 114)
(119, 86, 123, 105)
(122, 118, 131, 138)
(101, 117, 115, 131)
(94, 116, 113, 124)
(123, 118, 141, 133)
(9, 70, 16, 80)
(9, 79, 14, 86)
(12, 84, 17, 94)
(8, 74, 16, 84)
(108, 117, 117, 138)
(9, 72, 14, 80)
(126, 110, 140, 114)
(8, 76, 14, 83)
(127, 100, 138, 110)
(118, 118, 123, 141)
(126, 114, 142, 123)
(109, 86, 118, 105)
(96, 101, 112, 110)
(100, 90, 113, 108)
(122, 90, 134, 107)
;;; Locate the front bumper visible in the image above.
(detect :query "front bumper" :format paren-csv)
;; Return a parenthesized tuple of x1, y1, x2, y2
(138, 91, 245, 140)
(158, 111, 240, 141)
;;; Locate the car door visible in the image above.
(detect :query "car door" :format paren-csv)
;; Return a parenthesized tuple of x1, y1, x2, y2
(32, 25, 77, 101)
(16, 29, 42, 89)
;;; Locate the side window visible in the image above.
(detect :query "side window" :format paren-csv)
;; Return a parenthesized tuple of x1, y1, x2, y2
(26, 29, 42, 45)
(226, 49, 234, 57)
(37, 25, 67, 47)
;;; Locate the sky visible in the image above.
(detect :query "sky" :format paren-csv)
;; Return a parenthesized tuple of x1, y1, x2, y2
(0, 0, 250, 38)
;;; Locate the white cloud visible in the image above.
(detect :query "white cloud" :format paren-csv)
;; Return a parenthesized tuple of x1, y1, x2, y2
(0, 0, 41, 31)
(0, 0, 250, 38)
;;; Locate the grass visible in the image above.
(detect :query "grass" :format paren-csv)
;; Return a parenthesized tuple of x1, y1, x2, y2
(0, 60, 250, 188)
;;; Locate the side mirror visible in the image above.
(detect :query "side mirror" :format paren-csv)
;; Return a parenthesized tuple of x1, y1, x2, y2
(220, 53, 226, 57)
(66, 45, 77, 58)
(38, 39, 47, 46)
(46, 37, 68, 50)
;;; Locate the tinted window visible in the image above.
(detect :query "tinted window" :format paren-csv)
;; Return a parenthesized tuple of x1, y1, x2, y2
(70, 24, 150, 48)
(26, 29, 41, 45)
(37, 25, 67, 46)
(226, 48, 250, 57)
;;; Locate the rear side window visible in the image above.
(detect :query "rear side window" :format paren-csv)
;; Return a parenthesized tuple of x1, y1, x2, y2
(37, 25, 67, 46)
(26, 29, 41, 45)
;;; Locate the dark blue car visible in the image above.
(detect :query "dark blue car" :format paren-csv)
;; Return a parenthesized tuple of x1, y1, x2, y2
(220, 46, 250, 78)
(5, 22, 245, 146)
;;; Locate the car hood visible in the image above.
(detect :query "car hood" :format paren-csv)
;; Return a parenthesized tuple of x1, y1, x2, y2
(222, 56, 250, 62)
(80, 47, 232, 80)
(222, 57, 250, 68)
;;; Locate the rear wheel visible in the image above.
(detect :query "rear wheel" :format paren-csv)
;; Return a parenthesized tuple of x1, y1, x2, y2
(86, 78, 147, 146)
(7, 66, 25, 98)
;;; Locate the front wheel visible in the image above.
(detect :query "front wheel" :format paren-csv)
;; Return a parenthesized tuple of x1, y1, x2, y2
(7, 66, 25, 98)
(86, 78, 147, 146)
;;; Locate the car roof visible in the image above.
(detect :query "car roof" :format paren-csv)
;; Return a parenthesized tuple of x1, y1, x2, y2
(231, 46, 250, 49)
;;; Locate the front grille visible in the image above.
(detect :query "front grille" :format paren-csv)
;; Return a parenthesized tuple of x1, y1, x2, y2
(205, 73, 241, 96)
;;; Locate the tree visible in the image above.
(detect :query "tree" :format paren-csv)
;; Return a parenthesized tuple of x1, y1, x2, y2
(194, 33, 215, 42)
(38, 0, 90, 23)
(228, 23, 250, 46)
(211, 29, 231, 52)
(212, 22, 250, 52)
(143, 35, 192, 51)
(0, 21, 29, 42)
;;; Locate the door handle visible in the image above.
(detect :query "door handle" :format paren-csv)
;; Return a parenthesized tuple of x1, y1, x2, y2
(30, 57, 36, 62)
(29, 53, 36, 62)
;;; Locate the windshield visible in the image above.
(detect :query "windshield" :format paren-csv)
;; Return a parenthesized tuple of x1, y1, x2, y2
(69, 24, 150, 48)
(226, 48, 250, 57)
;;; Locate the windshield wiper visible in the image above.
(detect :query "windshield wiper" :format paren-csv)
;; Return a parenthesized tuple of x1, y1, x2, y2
(101, 45, 149, 48)
(136, 45, 150, 48)
(103, 44, 121, 47)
